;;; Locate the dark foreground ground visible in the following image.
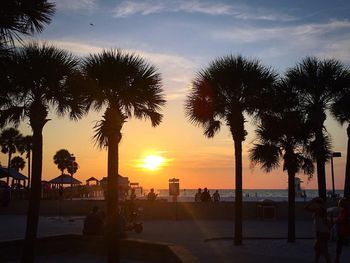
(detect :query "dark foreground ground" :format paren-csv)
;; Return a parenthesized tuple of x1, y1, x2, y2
(1, 215, 349, 263)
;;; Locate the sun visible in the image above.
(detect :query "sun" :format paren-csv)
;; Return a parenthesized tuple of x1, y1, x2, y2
(142, 155, 164, 171)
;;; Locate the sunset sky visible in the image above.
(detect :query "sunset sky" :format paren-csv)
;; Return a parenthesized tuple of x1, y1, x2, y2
(1, 0, 350, 190)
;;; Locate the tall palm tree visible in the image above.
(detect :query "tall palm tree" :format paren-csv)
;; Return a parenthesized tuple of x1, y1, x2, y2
(185, 55, 276, 245)
(82, 49, 165, 263)
(250, 80, 314, 242)
(53, 149, 71, 175)
(331, 83, 350, 197)
(287, 57, 349, 200)
(0, 42, 84, 263)
(0, 0, 55, 48)
(19, 135, 33, 188)
(0, 127, 23, 184)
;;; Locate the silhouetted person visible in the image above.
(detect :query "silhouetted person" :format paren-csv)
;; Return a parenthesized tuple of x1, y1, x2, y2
(335, 198, 350, 263)
(195, 188, 202, 202)
(305, 198, 331, 263)
(213, 190, 220, 202)
(147, 188, 157, 201)
(83, 206, 104, 235)
(200, 188, 212, 202)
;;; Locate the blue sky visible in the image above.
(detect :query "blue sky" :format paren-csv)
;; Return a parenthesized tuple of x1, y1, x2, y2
(8, 0, 350, 189)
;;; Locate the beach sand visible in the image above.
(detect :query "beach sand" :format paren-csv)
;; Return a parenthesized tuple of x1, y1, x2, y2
(1, 215, 349, 262)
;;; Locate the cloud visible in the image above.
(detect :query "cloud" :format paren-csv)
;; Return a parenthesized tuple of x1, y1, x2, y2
(55, 0, 98, 11)
(212, 19, 350, 64)
(113, 0, 296, 21)
(32, 39, 197, 101)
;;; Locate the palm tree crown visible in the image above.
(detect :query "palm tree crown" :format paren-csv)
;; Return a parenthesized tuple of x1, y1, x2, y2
(11, 156, 26, 171)
(53, 149, 72, 175)
(0, 0, 55, 47)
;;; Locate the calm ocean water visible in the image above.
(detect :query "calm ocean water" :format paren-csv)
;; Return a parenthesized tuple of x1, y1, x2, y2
(139, 189, 345, 202)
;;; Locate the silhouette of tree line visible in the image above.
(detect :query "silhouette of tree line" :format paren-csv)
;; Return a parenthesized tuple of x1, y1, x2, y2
(1, 1, 350, 263)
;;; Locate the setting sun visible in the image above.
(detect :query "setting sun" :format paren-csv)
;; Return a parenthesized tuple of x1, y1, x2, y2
(142, 155, 165, 171)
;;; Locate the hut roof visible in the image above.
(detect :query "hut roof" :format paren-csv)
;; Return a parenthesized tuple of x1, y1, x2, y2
(48, 174, 82, 185)
(86, 176, 99, 182)
(0, 167, 27, 180)
(100, 175, 129, 187)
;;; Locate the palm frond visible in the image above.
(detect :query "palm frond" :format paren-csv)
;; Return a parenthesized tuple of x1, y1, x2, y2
(249, 143, 280, 173)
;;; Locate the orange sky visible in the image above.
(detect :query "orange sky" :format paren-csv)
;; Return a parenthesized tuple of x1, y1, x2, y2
(0, 99, 347, 191)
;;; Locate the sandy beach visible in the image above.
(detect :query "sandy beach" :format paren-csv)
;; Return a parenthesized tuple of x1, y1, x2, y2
(1, 215, 349, 262)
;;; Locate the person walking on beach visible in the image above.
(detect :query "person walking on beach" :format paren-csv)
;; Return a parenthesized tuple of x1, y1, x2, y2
(213, 190, 220, 202)
(195, 188, 202, 202)
(305, 198, 331, 263)
(200, 187, 212, 202)
(147, 188, 157, 201)
(335, 198, 350, 263)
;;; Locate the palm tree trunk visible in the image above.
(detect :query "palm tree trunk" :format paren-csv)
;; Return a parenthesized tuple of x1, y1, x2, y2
(27, 151, 31, 189)
(315, 129, 327, 200)
(287, 168, 296, 242)
(234, 140, 243, 245)
(344, 124, 350, 198)
(107, 134, 120, 263)
(21, 127, 43, 263)
(7, 151, 12, 185)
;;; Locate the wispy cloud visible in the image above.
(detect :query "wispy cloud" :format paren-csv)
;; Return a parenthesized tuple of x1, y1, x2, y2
(113, 0, 296, 21)
(32, 39, 197, 101)
(212, 19, 350, 64)
(55, 0, 98, 11)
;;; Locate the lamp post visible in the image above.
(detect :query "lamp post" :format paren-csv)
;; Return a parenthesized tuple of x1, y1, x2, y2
(331, 152, 341, 197)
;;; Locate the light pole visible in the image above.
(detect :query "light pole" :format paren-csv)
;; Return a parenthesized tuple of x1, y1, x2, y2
(331, 152, 341, 197)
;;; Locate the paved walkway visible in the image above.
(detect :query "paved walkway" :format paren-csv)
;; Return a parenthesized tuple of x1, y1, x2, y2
(1, 215, 349, 262)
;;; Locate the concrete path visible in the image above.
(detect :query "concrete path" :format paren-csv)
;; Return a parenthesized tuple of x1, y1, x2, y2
(1, 215, 349, 262)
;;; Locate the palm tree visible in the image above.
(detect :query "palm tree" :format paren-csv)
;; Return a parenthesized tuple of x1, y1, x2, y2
(331, 83, 350, 197)
(287, 57, 349, 200)
(82, 49, 165, 263)
(53, 149, 71, 175)
(19, 135, 33, 188)
(0, 127, 23, 184)
(0, 0, 55, 48)
(0, 42, 83, 263)
(11, 155, 26, 171)
(250, 80, 314, 242)
(185, 55, 276, 245)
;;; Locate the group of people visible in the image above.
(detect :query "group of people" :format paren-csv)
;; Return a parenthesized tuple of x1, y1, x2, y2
(305, 197, 350, 263)
(195, 188, 220, 202)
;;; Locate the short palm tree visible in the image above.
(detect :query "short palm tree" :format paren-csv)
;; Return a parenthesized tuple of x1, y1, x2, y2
(82, 49, 165, 263)
(287, 57, 349, 200)
(19, 135, 33, 188)
(331, 82, 350, 197)
(185, 55, 276, 245)
(250, 80, 314, 242)
(0, 0, 55, 47)
(0, 42, 83, 263)
(53, 149, 71, 175)
(11, 155, 25, 171)
(0, 127, 23, 184)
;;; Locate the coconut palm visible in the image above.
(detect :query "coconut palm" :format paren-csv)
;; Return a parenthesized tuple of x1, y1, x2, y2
(185, 55, 276, 245)
(0, 42, 83, 263)
(250, 80, 314, 242)
(53, 149, 71, 175)
(82, 49, 165, 262)
(287, 57, 349, 200)
(331, 83, 350, 197)
(10, 155, 25, 171)
(19, 135, 33, 188)
(0, 127, 23, 184)
(0, 0, 55, 48)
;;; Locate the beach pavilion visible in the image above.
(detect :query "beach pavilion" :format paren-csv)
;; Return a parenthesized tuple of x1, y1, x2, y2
(0, 167, 28, 187)
(86, 176, 99, 186)
(48, 174, 82, 188)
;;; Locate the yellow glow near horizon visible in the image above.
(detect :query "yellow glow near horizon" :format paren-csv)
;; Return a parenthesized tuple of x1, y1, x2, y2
(142, 155, 165, 171)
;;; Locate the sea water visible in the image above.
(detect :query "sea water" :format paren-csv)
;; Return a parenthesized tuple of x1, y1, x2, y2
(140, 189, 344, 202)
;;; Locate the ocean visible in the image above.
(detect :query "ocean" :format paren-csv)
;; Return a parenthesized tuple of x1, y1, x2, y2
(139, 189, 344, 202)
